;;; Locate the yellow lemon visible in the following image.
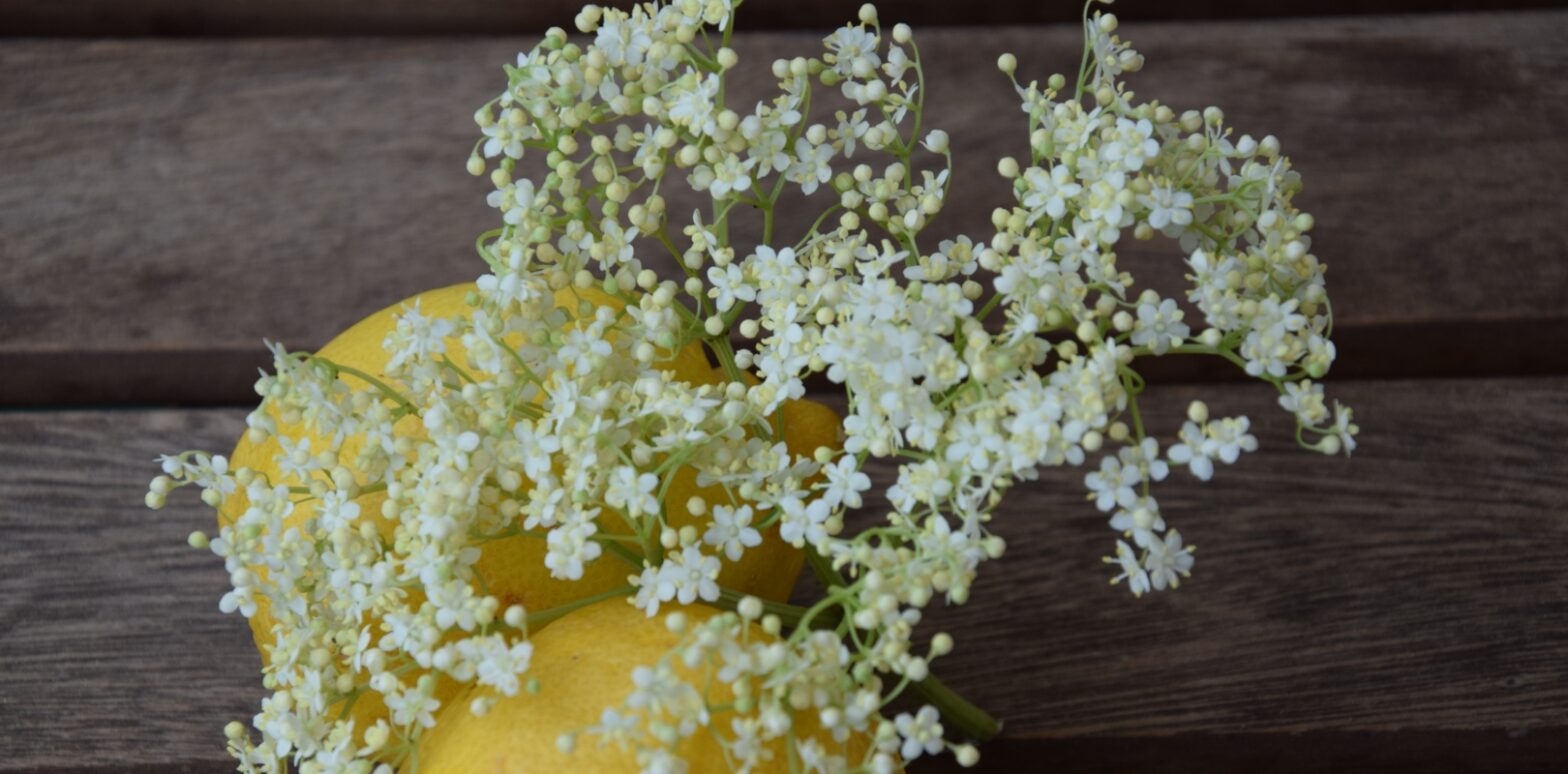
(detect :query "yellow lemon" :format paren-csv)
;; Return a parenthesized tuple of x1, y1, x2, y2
(222, 283, 841, 737)
(410, 599, 881, 773)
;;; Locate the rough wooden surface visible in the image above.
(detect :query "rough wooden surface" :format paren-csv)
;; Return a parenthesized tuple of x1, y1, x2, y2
(0, 410, 260, 772)
(6, 0, 1563, 36)
(4, 7, 1566, 773)
(4, 13, 1568, 404)
(3, 377, 1565, 771)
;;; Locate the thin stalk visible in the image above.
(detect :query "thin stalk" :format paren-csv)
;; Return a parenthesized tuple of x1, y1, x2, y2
(523, 584, 634, 630)
(909, 671, 1003, 742)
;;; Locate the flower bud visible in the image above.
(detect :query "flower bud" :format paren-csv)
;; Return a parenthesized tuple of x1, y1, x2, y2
(922, 129, 949, 154)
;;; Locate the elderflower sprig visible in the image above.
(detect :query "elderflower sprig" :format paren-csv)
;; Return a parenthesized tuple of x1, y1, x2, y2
(150, 0, 1358, 770)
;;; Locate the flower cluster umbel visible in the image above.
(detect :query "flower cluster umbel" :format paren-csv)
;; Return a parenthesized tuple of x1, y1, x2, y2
(149, 1, 1358, 771)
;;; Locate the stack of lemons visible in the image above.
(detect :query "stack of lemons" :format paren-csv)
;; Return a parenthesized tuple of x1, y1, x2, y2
(222, 284, 868, 771)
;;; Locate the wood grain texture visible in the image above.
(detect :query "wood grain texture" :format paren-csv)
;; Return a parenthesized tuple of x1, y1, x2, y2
(2, 377, 1564, 771)
(4, 0, 1564, 36)
(0, 409, 258, 771)
(3, 13, 1567, 405)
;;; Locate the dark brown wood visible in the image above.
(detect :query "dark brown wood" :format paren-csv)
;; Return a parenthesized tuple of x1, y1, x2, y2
(879, 376, 1568, 771)
(3, 0, 1564, 37)
(2, 377, 1565, 770)
(3, 14, 1566, 405)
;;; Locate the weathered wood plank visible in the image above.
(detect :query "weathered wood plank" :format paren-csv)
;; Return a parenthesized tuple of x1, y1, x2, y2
(867, 376, 1568, 771)
(0, 409, 259, 771)
(3, 14, 1567, 404)
(3, 0, 1563, 37)
(2, 377, 1564, 770)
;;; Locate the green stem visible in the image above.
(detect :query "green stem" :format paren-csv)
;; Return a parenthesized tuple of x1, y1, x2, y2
(803, 547, 1001, 742)
(975, 292, 1003, 322)
(1144, 343, 1251, 373)
(523, 584, 634, 630)
(707, 335, 746, 386)
(1073, 0, 1096, 101)
(314, 358, 417, 415)
(601, 536, 646, 569)
(806, 546, 845, 591)
(910, 671, 1003, 742)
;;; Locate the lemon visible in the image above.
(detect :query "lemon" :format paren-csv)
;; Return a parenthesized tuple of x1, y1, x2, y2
(410, 599, 881, 773)
(222, 283, 842, 736)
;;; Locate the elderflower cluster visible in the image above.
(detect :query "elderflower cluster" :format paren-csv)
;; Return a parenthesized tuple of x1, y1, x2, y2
(150, 1, 1358, 771)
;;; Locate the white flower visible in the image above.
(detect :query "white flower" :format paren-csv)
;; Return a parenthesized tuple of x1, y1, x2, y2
(1205, 416, 1258, 464)
(594, 16, 652, 68)
(1083, 172, 1130, 229)
(605, 466, 660, 519)
(1020, 164, 1081, 221)
(744, 121, 792, 174)
(383, 685, 439, 729)
(1088, 12, 1142, 80)
(778, 495, 831, 547)
(664, 545, 721, 605)
(273, 435, 315, 482)
(558, 325, 612, 376)
(708, 154, 755, 199)
(1279, 380, 1329, 425)
(219, 583, 258, 618)
(512, 420, 562, 481)
(824, 25, 880, 81)
(589, 706, 640, 743)
(1084, 455, 1140, 512)
(706, 262, 756, 313)
(485, 178, 537, 226)
(1107, 540, 1151, 596)
(1101, 117, 1159, 172)
(1332, 401, 1359, 455)
(820, 454, 870, 509)
(1145, 529, 1196, 591)
(786, 138, 835, 195)
(430, 579, 480, 632)
(668, 73, 720, 136)
(1240, 297, 1308, 378)
(726, 716, 772, 770)
(632, 564, 668, 617)
(1138, 184, 1194, 230)
(1167, 421, 1213, 480)
(1168, 417, 1257, 480)
(1130, 298, 1190, 355)
(383, 300, 455, 374)
(1118, 436, 1169, 483)
(468, 637, 535, 697)
(313, 492, 361, 534)
(704, 504, 762, 561)
(1109, 495, 1164, 548)
(834, 108, 870, 156)
(481, 113, 531, 159)
(893, 705, 944, 761)
(545, 520, 603, 581)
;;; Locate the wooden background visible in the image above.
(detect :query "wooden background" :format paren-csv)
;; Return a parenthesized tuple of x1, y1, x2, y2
(2, 1, 1566, 771)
